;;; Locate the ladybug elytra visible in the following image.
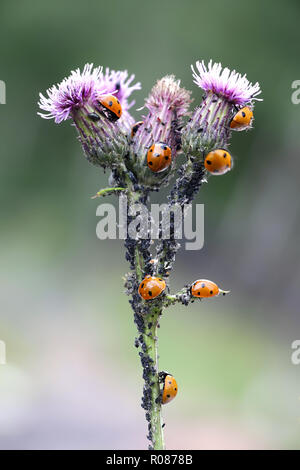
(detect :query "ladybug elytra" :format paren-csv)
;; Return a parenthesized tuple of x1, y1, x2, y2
(204, 149, 232, 175)
(138, 276, 166, 300)
(159, 371, 178, 405)
(131, 121, 144, 138)
(230, 106, 253, 131)
(147, 142, 172, 173)
(97, 94, 122, 122)
(190, 279, 229, 298)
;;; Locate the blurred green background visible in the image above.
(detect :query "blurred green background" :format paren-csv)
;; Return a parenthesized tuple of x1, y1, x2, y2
(1, 0, 300, 450)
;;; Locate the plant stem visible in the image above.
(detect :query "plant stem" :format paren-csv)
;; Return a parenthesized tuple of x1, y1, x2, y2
(142, 308, 165, 450)
(126, 191, 165, 450)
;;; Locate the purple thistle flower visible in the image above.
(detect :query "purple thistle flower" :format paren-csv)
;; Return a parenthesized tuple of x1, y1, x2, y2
(38, 63, 132, 168)
(38, 63, 105, 124)
(99, 68, 141, 112)
(191, 60, 262, 105)
(145, 75, 192, 117)
(135, 76, 192, 152)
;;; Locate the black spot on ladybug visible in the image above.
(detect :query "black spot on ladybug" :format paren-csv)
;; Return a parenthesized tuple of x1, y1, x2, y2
(118, 109, 121, 114)
(174, 388, 177, 391)
(148, 291, 152, 296)
(242, 111, 246, 117)
(223, 153, 227, 157)
(168, 381, 172, 384)
(141, 283, 144, 288)
(154, 153, 160, 157)
(210, 290, 213, 294)
(108, 101, 113, 107)
(161, 145, 167, 150)
(198, 292, 200, 295)
(206, 160, 212, 165)
(165, 156, 169, 160)
(149, 161, 153, 166)
(150, 148, 153, 152)
(166, 394, 170, 398)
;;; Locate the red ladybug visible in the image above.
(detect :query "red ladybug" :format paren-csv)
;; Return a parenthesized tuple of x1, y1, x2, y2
(230, 106, 253, 131)
(204, 149, 232, 175)
(159, 372, 178, 405)
(97, 94, 122, 122)
(190, 279, 229, 298)
(131, 121, 144, 138)
(147, 143, 172, 173)
(138, 276, 166, 300)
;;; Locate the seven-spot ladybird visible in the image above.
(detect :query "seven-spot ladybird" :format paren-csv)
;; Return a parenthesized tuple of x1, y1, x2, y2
(159, 372, 178, 405)
(190, 279, 229, 298)
(97, 94, 122, 122)
(204, 149, 232, 175)
(131, 121, 144, 138)
(138, 276, 166, 300)
(230, 106, 253, 131)
(147, 143, 172, 173)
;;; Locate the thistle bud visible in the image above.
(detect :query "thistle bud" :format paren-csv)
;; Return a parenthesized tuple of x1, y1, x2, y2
(132, 76, 192, 188)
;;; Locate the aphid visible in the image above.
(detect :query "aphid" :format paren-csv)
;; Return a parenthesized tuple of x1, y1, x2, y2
(97, 94, 122, 122)
(230, 106, 253, 131)
(131, 121, 144, 138)
(204, 149, 232, 175)
(147, 142, 172, 173)
(190, 279, 230, 298)
(88, 112, 100, 122)
(138, 276, 166, 300)
(159, 371, 178, 405)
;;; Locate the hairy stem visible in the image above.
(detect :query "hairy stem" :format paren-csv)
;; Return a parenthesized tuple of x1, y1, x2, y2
(126, 190, 165, 450)
(142, 307, 165, 450)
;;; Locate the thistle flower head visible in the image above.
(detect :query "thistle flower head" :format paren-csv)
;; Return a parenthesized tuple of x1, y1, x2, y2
(145, 75, 192, 117)
(191, 60, 261, 105)
(38, 64, 105, 123)
(99, 68, 141, 111)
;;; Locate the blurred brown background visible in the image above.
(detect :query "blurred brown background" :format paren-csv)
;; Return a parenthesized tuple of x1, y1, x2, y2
(0, 0, 300, 449)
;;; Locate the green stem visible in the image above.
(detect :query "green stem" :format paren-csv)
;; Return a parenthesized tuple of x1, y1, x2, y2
(127, 190, 165, 450)
(143, 308, 165, 450)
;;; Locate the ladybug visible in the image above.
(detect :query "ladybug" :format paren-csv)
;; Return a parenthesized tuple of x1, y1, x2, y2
(204, 149, 232, 175)
(138, 276, 166, 300)
(159, 372, 178, 405)
(131, 121, 144, 138)
(230, 106, 253, 131)
(190, 279, 229, 298)
(97, 94, 122, 122)
(147, 143, 172, 173)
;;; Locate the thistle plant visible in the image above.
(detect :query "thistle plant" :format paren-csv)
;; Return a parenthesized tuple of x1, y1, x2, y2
(38, 60, 261, 450)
